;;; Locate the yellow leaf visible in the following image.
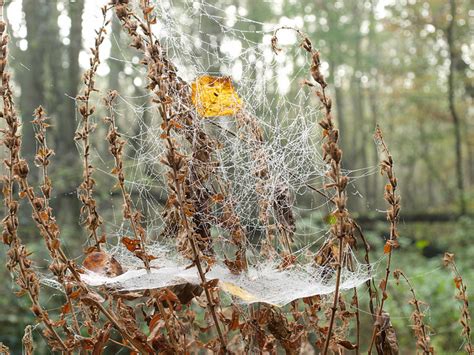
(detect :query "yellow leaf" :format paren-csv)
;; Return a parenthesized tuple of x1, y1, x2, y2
(219, 281, 257, 303)
(191, 75, 243, 117)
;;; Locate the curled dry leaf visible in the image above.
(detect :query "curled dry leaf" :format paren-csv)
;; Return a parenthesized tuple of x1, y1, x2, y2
(121, 237, 141, 252)
(170, 283, 203, 304)
(83, 251, 124, 277)
(337, 340, 357, 350)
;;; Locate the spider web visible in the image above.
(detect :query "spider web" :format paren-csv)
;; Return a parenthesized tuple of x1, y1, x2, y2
(72, 0, 379, 306)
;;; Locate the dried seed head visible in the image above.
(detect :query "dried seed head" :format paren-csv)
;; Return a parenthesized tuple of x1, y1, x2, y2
(2, 229, 12, 245)
(443, 252, 455, 266)
(49, 260, 67, 276)
(13, 159, 29, 179)
(32, 198, 43, 211)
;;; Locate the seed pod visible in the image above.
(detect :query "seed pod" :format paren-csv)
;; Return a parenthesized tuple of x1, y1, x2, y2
(13, 159, 29, 179)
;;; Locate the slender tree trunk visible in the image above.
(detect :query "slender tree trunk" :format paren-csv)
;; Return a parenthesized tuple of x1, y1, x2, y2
(62, 0, 84, 164)
(324, 2, 348, 164)
(367, 0, 379, 208)
(350, 24, 366, 211)
(21, 0, 65, 168)
(359, 103, 370, 210)
(20, 0, 49, 161)
(348, 2, 365, 171)
(198, 6, 222, 74)
(446, 0, 466, 214)
(468, 135, 474, 187)
(109, 16, 124, 92)
(417, 119, 442, 206)
(108, 15, 125, 133)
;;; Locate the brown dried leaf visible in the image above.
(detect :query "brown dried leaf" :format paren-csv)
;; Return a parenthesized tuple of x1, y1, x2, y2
(337, 340, 357, 350)
(121, 237, 141, 252)
(83, 251, 124, 277)
(61, 302, 71, 315)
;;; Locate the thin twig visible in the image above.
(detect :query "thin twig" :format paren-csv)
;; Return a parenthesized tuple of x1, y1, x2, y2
(368, 125, 401, 354)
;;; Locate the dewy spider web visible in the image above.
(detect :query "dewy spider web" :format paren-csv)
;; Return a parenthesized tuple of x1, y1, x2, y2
(70, 0, 379, 306)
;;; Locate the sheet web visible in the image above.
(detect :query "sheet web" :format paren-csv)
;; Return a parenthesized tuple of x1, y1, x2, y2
(73, 0, 378, 307)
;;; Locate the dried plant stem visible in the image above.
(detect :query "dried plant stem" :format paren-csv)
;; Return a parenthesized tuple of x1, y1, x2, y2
(0, 343, 9, 355)
(348, 256, 361, 355)
(165, 135, 227, 349)
(157, 304, 179, 349)
(18, 259, 67, 351)
(272, 27, 354, 354)
(289, 171, 376, 312)
(325, 236, 344, 354)
(75, 5, 111, 251)
(0, 18, 68, 352)
(104, 91, 151, 270)
(235, 110, 289, 257)
(1, 9, 151, 353)
(32, 106, 82, 336)
(313, 83, 347, 354)
(352, 221, 377, 317)
(113, 1, 227, 348)
(22, 325, 33, 355)
(118, 1, 221, 261)
(18, 186, 152, 352)
(393, 269, 433, 353)
(443, 253, 473, 354)
(32, 107, 52, 209)
(368, 125, 401, 354)
(306, 46, 347, 355)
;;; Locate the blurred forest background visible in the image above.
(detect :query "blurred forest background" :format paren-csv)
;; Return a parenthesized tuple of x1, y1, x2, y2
(0, 0, 473, 353)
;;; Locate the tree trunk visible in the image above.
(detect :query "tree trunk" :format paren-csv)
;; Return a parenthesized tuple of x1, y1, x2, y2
(446, 0, 466, 214)
(367, 0, 379, 208)
(20, 0, 50, 161)
(109, 15, 124, 92)
(349, 22, 366, 212)
(61, 0, 84, 164)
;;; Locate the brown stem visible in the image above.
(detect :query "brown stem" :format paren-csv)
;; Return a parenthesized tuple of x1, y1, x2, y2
(348, 256, 361, 355)
(323, 235, 344, 354)
(75, 5, 112, 251)
(368, 126, 400, 354)
(17, 257, 68, 351)
(0, 14, 67, 352)
(272, 28, 352, 355)
(104, 92, 150, 270)
(394, 270, 432, 353)
(156, 298, 180, 350)
(444, 254, 473, 354)
(165, 135, 227, 349)
(18, 178, 151, 353)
